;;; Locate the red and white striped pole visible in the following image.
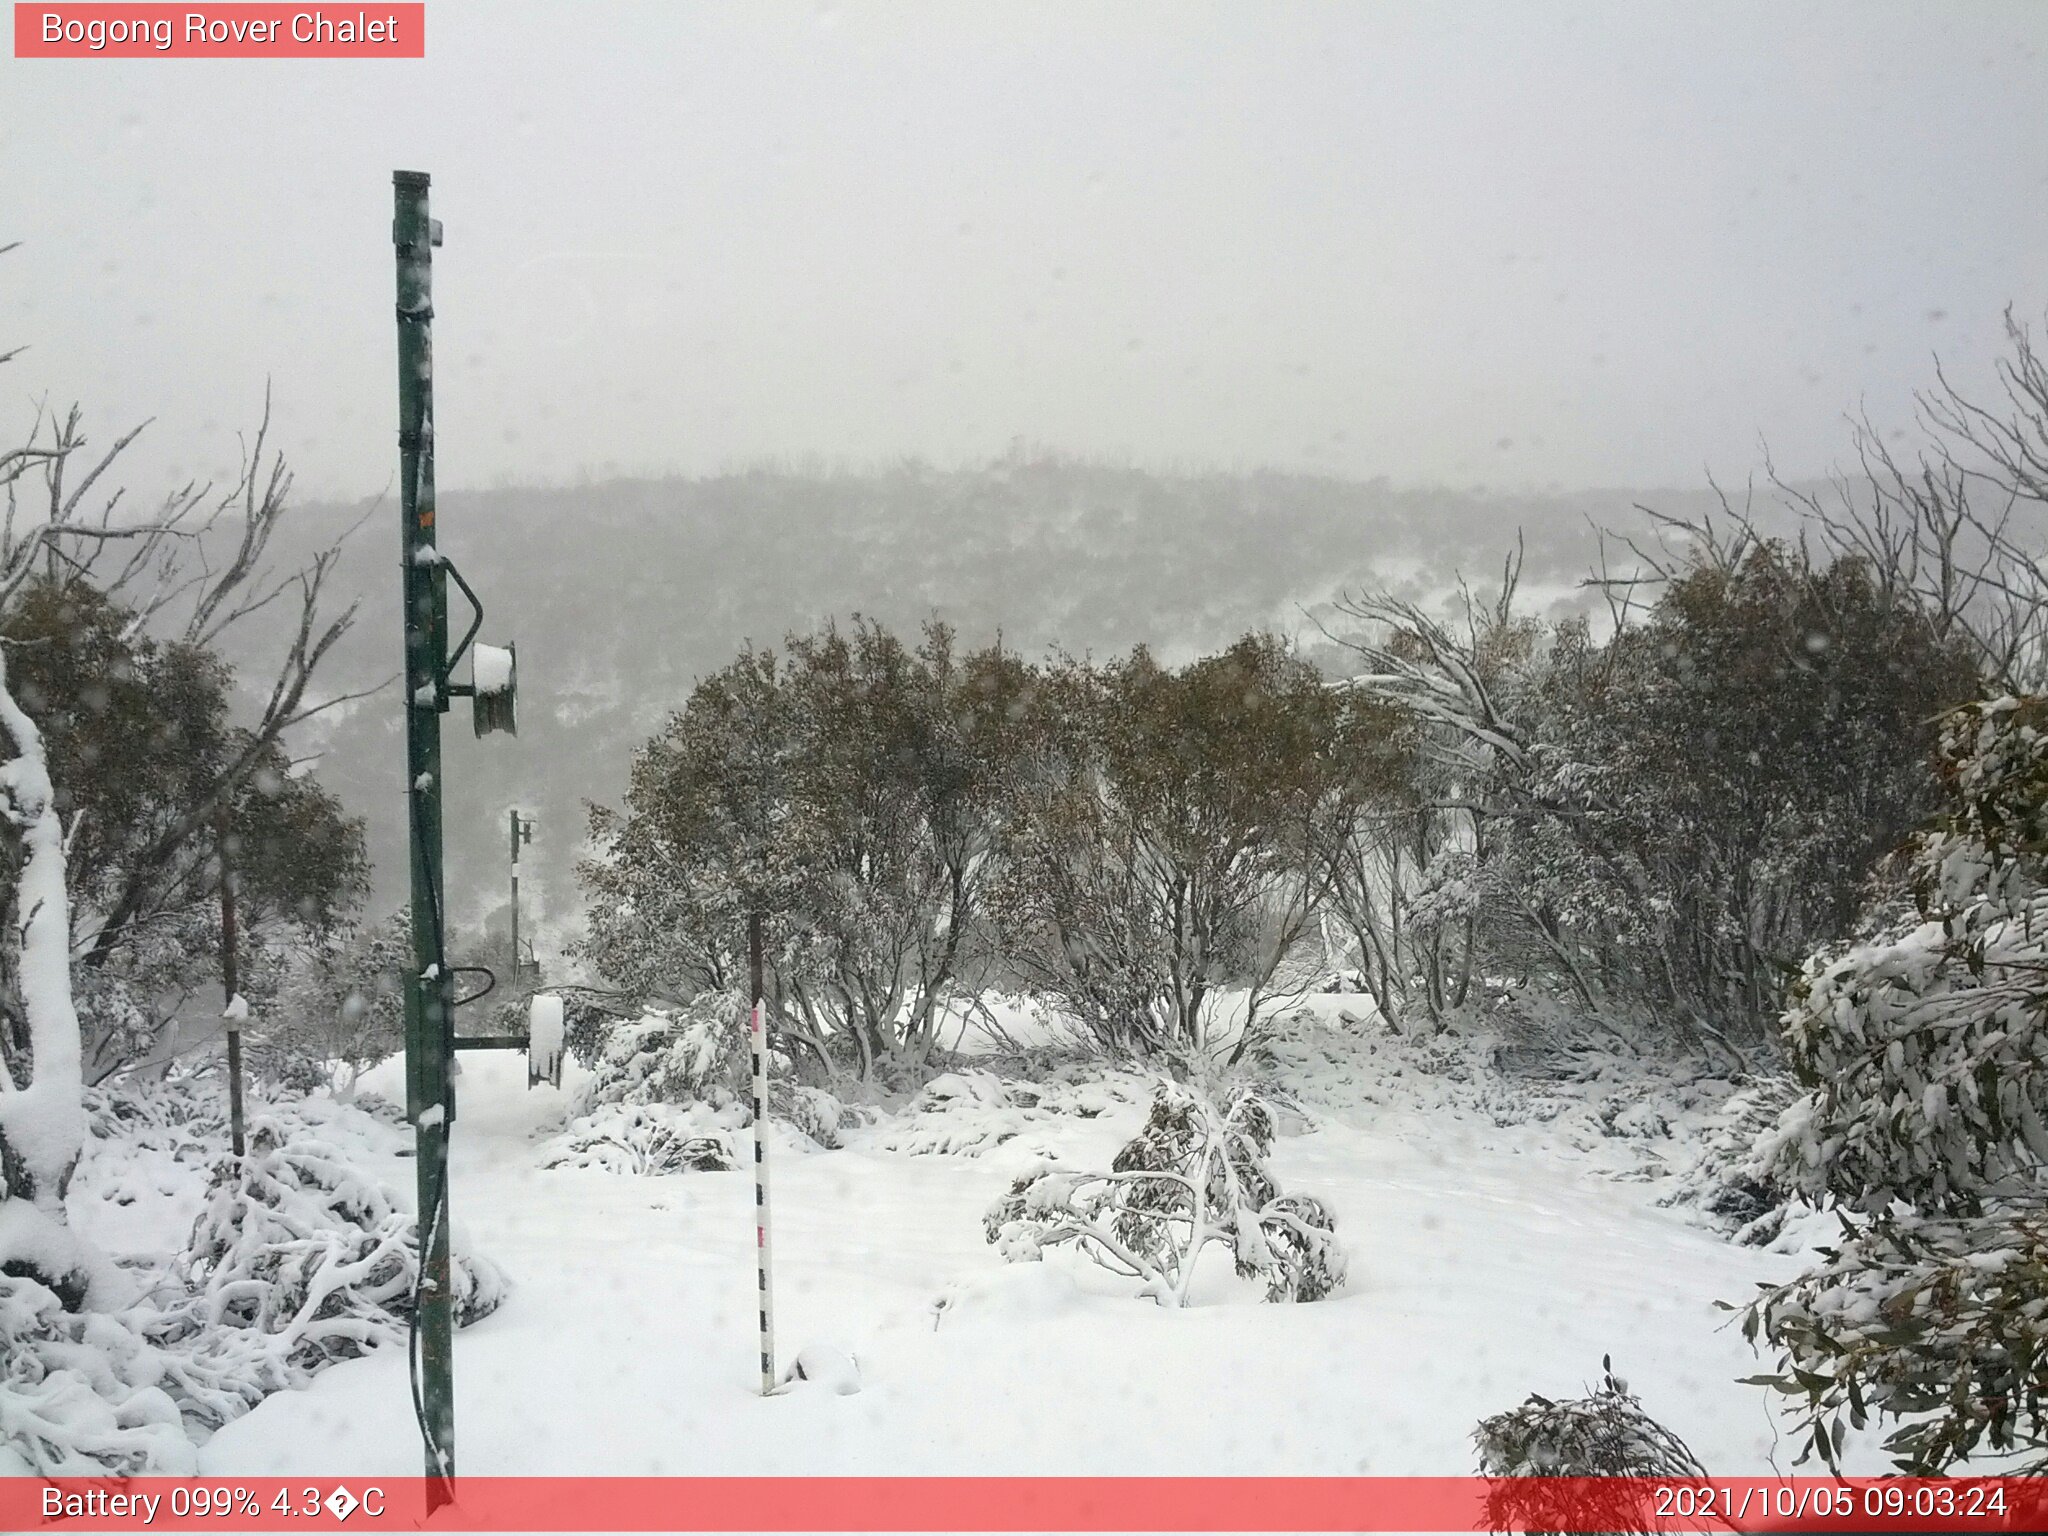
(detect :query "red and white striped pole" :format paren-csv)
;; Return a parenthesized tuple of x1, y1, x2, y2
(747, 912, 777, 1395)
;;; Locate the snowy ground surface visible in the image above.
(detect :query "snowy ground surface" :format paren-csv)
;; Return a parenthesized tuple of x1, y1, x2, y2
(65, 1000, 1882, 1481)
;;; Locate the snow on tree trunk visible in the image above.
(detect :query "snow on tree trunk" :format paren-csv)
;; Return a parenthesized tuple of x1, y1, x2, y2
(0, 645, 94, 1299)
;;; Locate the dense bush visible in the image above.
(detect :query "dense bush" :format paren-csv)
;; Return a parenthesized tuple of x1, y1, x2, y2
(580, 622, 1028, 1079)
(1743, 696, 2048, 1475)
(0, 1270, 193, 1476)
(1474, 1356, 1707, 1535)
(1329, 543, 1980, 1050)
(1760, 698, 2048, 1215)
(1742, 1209, 2047, 1474)
(148, 1118, 507, 1427)
(989, 635, 1394, 1058)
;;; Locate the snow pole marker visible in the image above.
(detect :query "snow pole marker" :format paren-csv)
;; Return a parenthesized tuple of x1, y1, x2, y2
(748, 911, 778, 1395)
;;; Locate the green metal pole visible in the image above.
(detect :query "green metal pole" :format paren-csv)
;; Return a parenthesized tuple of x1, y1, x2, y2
(393, 168, 456, 1498)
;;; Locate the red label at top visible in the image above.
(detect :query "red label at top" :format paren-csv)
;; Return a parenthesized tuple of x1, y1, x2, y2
(14, 4, 425, 57)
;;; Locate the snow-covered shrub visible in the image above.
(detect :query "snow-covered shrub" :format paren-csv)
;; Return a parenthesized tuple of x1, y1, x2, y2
(1663, 1076, 1801, 1244)
(1742, 698, 2048, 1475)
(547, 994, 857, 1172)
(0, 1271, 193, 1476)
(984, 1081, 1345, 1306)
(1474, 1356, 1706, 1535)
(572, 995, 751, 1115)
(864, 1066, 1146, 1158)
(874, 1070, 1048, 1158)
(1742, 1208, 2048, 1474)
(784, 1085, 849, 1149)
(145, 1117, 507, 1426)
(83, 1074, 227, 1143)
(541, 1102, 740, 1176)
(561, 992, 617, 1068)
(1760, 698, 2048, 1215)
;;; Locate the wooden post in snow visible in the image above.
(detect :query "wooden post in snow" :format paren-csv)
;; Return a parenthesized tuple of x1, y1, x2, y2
(218, 806, 245, 1158)
(748, 911, 777, 1394)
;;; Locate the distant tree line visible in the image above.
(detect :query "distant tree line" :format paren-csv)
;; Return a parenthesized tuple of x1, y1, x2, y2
(579, 542, 1974, 1078)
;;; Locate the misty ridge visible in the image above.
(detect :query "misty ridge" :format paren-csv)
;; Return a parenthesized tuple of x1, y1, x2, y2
(232, 451, 1791, 943)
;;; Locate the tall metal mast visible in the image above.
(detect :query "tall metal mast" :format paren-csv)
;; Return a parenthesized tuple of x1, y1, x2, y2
(393, 168, 456, 1497)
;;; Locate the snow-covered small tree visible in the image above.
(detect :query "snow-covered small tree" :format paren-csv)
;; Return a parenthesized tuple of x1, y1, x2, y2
(0, 643, 95, 1303)
(1743, 696, 2048, 1473)
(148, 1116, 507, 1427)
(1474, 1356, 1707, 1535)
(984, 1080, 1345, 1306)
(573, 993, 753, 1112)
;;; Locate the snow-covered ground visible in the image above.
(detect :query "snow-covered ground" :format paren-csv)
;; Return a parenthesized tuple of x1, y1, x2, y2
(118, 1002, 1872, 1482)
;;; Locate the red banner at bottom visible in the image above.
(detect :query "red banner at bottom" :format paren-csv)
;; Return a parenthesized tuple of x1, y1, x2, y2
(8, 1476, 2046, 1533)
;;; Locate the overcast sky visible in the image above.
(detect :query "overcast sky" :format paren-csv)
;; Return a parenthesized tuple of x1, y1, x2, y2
(4, 1, 2046, 501)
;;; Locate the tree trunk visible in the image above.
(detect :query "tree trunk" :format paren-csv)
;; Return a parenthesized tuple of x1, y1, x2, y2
(0, 646, 93, 1299)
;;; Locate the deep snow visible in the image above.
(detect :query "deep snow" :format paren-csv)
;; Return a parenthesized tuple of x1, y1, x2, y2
(162, 1007, 1867, 1482)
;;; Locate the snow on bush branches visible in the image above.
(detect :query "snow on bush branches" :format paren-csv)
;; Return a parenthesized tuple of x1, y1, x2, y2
(543, 994, 852, 1173)
(1741, 1208, 2048, 1474)
(0, 1269, 193, 1476)
(574, 996, 751, 1112)
(1741, 697, 2048, 1475)
(146, 1116, 508, 1428)
(1761, 697, 2048, 1215)
(983, 1080, 1344, 1306)
(1474, 1356, 1707, 1535)
(3, 1097, 507, 1474)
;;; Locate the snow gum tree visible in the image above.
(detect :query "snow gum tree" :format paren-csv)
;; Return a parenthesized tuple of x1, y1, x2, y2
(1328, 541, 1977, 1051)
(0, 271, 359, 1292)
(0, 579, 366, 1082)
(0, 641, 94, 1299)
(581, 620, 1030, 1080)
(987, 634, 1390, 1058)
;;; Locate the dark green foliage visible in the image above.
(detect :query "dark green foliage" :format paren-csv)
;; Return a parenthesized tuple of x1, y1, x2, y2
(579, 619, 1029, 1078)
(1533, 547, 1980, 1037)
(1336, 542, 1981, 1047)
(0, 579, 366, 1082)
(1474, 1357, 1707, 1535)
(1743, 697, 2048, 1476)
(1742, 1209, 2048, 1475)
(989, 634, 1393, 1056)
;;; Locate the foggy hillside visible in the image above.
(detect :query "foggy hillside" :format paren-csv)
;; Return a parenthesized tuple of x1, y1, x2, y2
(250, 456, 1755, 961)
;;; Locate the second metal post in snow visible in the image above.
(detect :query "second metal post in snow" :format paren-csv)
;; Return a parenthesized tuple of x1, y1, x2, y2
(748, 913, 777, 1395)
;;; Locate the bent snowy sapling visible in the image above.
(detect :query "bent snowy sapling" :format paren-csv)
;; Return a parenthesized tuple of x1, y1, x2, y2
(984, 1081, 1345, 1306)
(1474, 1356, 1707, 1535)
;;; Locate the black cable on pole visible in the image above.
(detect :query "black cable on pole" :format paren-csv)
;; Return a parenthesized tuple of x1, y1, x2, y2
(406, 800, 453, 1480)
